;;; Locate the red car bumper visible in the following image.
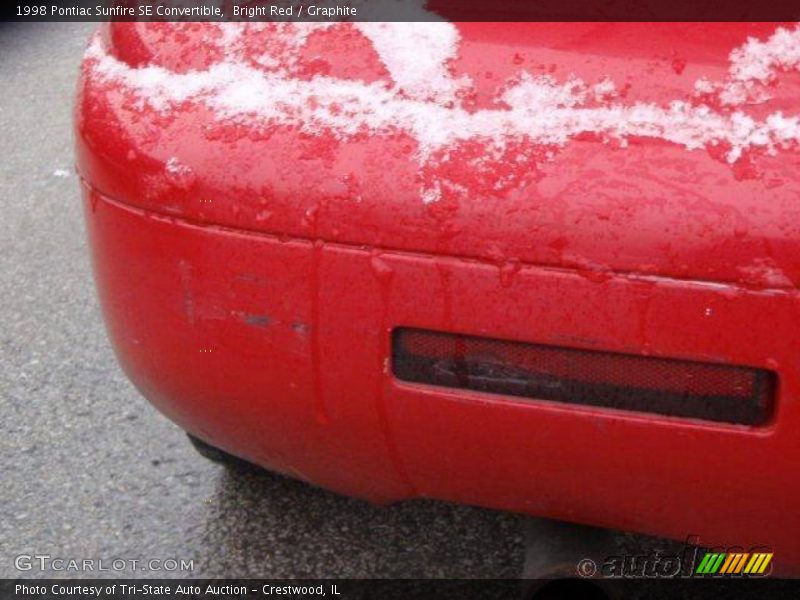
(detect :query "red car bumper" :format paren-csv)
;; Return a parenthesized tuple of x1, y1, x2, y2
(84, 181, 800, 572)
(78, 22, 800, 573)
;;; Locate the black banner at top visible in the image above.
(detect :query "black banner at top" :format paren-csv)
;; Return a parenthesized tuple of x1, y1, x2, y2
(3, 0, 800, 22)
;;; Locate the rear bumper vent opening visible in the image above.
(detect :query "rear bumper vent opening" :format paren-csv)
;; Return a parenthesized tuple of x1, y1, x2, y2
(392, 328, 775, 426)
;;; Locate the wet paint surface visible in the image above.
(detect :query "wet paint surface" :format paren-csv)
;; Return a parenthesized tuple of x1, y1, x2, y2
(77, 22, 800, 290)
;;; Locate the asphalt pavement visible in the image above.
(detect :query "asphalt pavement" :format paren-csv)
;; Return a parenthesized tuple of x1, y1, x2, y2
(0, 22, 525, 579)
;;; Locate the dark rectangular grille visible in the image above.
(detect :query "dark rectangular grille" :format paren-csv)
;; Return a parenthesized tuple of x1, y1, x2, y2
(392, 328, 774, 426)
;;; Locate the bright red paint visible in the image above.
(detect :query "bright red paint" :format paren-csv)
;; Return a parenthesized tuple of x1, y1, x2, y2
(76, 22, 800, 573)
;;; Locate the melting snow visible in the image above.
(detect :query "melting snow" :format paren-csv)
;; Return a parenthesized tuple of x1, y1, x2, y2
(84, 21, 800, 201)
(165, 156, 192, 175)
(355, 22, 469, 102)
(721, 26, 800, 105)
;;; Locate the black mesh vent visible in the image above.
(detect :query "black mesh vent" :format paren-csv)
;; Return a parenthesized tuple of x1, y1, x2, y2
(392, 328, 775, 426)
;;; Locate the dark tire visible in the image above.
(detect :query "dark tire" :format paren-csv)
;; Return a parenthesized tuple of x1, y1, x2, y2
(187, 433, 246, 466)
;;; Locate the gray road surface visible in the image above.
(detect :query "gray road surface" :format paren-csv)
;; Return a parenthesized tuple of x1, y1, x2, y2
(0, 22, 525, 579)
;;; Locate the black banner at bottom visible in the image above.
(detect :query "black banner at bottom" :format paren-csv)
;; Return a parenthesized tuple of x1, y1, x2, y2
(3, 579, 800, 600)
